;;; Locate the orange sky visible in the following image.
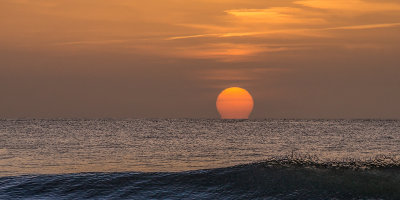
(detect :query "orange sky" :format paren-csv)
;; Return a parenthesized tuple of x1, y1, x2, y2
(1, 0, 400, 118)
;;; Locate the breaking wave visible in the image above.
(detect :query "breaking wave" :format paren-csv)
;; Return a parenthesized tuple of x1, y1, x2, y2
(1, 156, 400, 199)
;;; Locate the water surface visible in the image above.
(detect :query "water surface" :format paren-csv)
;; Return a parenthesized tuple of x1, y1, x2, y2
(1, 119, 399, 199)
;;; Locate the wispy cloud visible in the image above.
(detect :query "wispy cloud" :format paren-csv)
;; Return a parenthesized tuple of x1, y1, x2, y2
(325, 23, 400, 30)
(54, 40, 129, 46)
(166, 29, 325, 41)
(175, 43, 270, 62)
(167, 21, 400, 41)
(295, 0, 400, 12)
(165, 43, 303, 62)
(225, 7, 324, 24)
(3, 0, 400, 63)
(166, 34, 221, 40)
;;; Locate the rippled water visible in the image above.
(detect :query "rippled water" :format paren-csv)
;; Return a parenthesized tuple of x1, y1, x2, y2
(1, 119, 400, 199)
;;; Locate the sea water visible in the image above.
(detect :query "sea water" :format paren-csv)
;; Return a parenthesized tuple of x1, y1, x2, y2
(0, 119, 399, 199)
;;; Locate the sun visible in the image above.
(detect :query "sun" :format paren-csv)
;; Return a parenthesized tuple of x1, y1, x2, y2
(216, 87, 254, 119)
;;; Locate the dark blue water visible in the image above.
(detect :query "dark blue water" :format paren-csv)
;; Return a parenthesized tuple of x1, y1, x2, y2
(2, 160, 400, 199)
(1, 119, 400, 199)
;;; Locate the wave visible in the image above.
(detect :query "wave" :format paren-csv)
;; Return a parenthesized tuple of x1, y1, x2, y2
(1, 157, 400, 199)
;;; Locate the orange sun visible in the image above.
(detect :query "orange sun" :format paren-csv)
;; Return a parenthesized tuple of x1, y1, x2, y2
(216, 87, 254, 119)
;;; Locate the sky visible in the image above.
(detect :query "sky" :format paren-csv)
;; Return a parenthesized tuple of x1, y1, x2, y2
(1, 0, 400, 119)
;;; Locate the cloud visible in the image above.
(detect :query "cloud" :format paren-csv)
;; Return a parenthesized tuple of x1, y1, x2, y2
(325, 23, 400, 30)
(2, 0, 400, 63)
(172, 43, 273, 62)
(295, 0, 400, 12)
(225, 7, 324, 24)
(54, 40, 129, 46)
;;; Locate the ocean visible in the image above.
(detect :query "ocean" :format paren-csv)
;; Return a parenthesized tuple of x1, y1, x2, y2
(0, 119, 399, 199)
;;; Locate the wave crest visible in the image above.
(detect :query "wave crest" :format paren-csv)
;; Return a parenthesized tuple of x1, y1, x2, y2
(1, 156, 400, 199)
(258, 153, 400, 170)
